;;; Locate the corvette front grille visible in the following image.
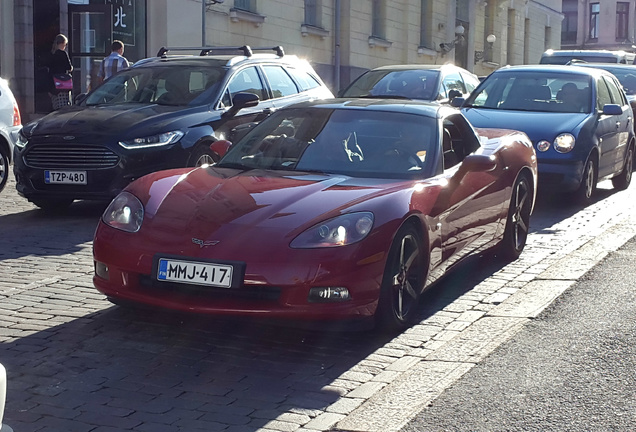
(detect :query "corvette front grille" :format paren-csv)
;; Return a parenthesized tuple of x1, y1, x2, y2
(24, 144, 120, 169)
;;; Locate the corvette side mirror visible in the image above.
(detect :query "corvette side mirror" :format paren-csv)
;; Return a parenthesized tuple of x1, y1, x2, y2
(209, 139, 233, 160)
(461, 153, 497, 173)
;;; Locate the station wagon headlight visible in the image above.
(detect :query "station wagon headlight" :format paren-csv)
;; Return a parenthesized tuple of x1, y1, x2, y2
(554, 133, 575, 153)
(102, 191, 144, 232)
(119, 131, 184, 149)
(291, 212, 374, 248)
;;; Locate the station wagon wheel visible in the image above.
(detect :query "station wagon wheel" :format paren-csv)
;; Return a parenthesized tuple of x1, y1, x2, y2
(0, 146, 8, 192)
(575, 157, 597, 205)
(190, 144, 220, 167)
(376, 224, 425, 332)
(499, 174, 532, 261)
(611, 144, 634, 191)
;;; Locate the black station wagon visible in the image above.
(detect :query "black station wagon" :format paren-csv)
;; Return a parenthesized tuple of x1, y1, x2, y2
(13, 45, 333, 211)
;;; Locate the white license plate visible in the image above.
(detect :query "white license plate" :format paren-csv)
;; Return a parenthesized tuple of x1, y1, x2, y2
(156, 258, 234, 288)
(45, 170, 87, 185)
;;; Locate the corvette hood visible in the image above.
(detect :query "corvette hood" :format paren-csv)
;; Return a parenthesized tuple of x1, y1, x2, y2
(131, 167, 412, 247)
(25, 104, 210, 138)
(463, 108, 588, 141)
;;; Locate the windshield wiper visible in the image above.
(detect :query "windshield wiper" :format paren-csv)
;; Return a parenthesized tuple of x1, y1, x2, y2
(353, 94, 412, 100)
(215, 162, 255, 171)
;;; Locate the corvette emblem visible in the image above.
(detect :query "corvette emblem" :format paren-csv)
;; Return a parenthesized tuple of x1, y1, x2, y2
(192, 238, 220, 248)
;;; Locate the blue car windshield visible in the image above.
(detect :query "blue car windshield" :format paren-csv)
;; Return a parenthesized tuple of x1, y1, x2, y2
(467, 72, 593, 114)
(84, 65, 225, 106)
(218, 108, 437, 179)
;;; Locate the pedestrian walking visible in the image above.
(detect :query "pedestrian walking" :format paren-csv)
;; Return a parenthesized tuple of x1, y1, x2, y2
(97, 40, 130, 85)
(45, 34, 73, 110)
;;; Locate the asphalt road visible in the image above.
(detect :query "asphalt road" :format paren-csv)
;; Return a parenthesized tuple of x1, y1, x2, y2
(402, 236, 636, 432)
(1, 175, 636, 432)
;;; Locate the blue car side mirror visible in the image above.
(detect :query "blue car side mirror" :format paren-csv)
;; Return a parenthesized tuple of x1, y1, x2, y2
(602, 104, 623, 116)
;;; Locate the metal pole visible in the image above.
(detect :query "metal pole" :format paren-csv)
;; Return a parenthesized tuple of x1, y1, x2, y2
(202, 0, 206, 46)
(334, 0, 341, 93)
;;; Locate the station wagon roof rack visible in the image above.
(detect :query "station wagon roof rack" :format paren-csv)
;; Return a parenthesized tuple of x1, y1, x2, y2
(156, 45, 285, 58)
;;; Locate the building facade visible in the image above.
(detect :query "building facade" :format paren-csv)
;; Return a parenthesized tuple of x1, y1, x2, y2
(1, 0, 563, 121)
(561, 0, 636, 51)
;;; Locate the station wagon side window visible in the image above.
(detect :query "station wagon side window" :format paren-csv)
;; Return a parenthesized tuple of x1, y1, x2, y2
(286, 67, 322, 91)
(222, 66, 267, 107)
(262, 65, 300, 98)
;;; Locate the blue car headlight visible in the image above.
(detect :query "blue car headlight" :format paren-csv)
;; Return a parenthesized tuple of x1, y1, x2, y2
(102, 191, 144, 232)
(291, 212, 374, 248)
(554, 133, 575, 153)
(119, 131, 184, 149)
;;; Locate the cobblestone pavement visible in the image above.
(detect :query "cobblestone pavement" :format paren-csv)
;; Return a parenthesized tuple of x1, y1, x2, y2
(1, 174, 636, 432)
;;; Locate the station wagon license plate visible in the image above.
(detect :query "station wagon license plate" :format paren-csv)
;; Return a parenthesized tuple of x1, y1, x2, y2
(45, 170, 87, 185)
(156, 257, 234, 288)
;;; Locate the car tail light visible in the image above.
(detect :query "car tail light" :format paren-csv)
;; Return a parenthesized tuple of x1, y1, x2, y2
(12, 101, 21, 126)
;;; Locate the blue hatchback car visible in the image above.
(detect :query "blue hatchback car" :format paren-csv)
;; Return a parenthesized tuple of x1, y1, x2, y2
(457, 65, 634, 204)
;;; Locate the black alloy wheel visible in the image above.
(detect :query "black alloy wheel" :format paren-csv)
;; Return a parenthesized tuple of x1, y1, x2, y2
(499, 173, 532, 261)
(611, 144, 634, 191)
(376, 224, 425, 332)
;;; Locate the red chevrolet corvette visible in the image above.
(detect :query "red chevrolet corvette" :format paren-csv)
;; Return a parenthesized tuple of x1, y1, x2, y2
(93, 99, 537, 331)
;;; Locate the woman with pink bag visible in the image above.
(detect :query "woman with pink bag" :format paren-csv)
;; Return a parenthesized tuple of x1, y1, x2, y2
(45, 34, 73, 110)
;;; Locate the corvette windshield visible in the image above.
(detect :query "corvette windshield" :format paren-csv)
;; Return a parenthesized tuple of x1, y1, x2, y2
(467, 71, 593, 113)
(218, 108, 437, 178)
(84, 64, 225, 106)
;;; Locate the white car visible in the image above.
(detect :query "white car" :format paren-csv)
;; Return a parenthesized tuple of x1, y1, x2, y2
(0, 77, 22, 192)
(0, 362, 11, 432)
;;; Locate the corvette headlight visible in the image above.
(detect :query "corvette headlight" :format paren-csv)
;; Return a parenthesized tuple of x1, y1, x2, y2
(291, 212, 374, 248)
(554, 133, 575, 153)
(15, 130, 28, 149)
(119, 131, 184, 149)
(102, 191, 144, 232)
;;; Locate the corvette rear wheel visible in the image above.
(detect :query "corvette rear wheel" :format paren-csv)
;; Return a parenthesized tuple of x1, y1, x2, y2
(611, 144, 634, 191)
(499, 174, 532, 261)
(376, 224, 425, 332)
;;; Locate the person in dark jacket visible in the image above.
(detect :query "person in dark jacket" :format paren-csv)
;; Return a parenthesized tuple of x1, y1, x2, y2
(46, 34, 73, 110)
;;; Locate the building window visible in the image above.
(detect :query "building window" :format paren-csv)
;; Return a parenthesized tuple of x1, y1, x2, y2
(484, 0, 496, 61)
(561, 0, 578, 44)
(304, 0, 320, 27)
(234, 0, 255, 12)
(372, 0, 386, 39)
(616, 2, 629, 41)
(419, 0, 432, 48)
(589, 3, 599, 40)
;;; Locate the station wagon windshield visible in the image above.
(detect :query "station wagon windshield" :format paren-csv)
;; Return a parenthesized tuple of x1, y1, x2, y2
(84, 65, 225, 106)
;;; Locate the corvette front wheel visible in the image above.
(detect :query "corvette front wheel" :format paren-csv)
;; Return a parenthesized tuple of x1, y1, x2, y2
(376, 224, 425, 332)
